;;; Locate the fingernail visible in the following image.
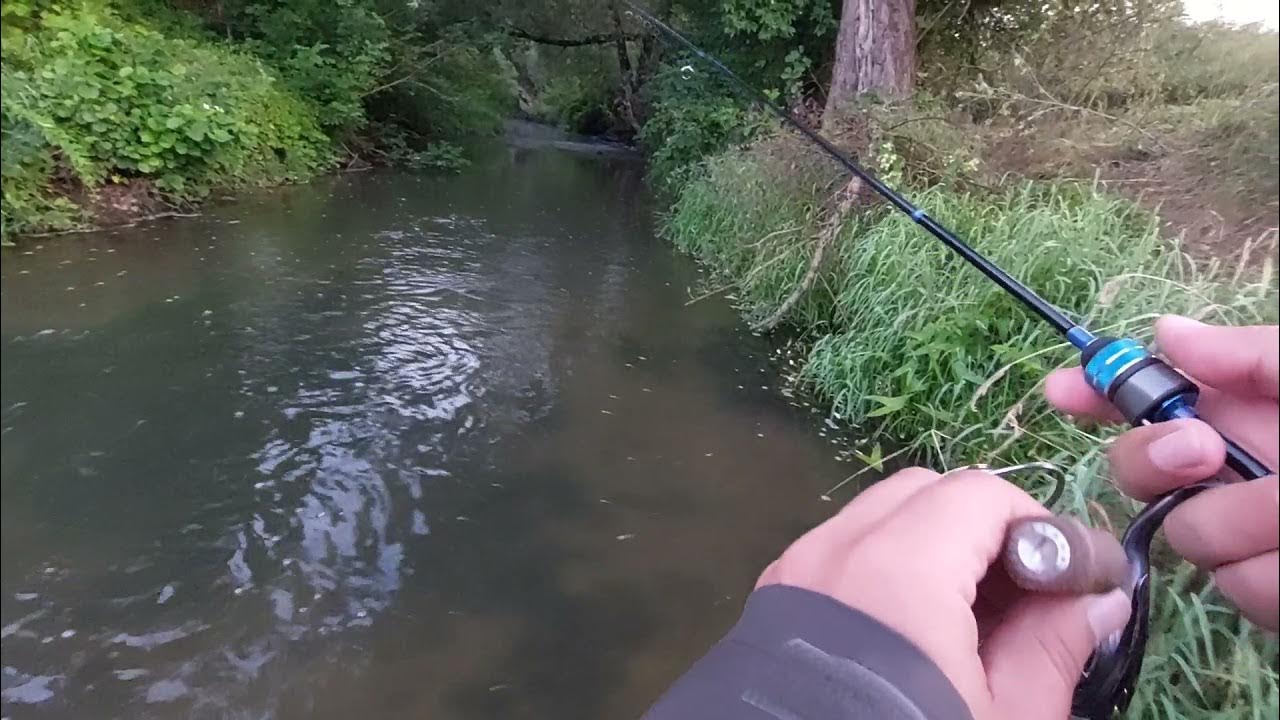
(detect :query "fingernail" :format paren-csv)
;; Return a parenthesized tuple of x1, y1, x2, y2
(1147, 427, 1206, 472)
(1086, 589, 1132, 645)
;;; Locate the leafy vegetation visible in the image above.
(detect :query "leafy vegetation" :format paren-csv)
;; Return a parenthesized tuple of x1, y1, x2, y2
(2, 2, 327, 236)
(0, 0, 516, 240)
(639, 64, 770, 191)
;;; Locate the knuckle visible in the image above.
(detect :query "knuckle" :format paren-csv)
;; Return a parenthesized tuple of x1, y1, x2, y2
(1030, 626, 1087, 687)
(889, 466, 943, 484)
(1164, 504, 1218, 568)
(937, 469, 1035, 506)
(770, 543, 830, 586)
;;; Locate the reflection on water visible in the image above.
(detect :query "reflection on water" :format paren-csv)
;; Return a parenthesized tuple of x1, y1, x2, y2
(2, 142, 858, 719)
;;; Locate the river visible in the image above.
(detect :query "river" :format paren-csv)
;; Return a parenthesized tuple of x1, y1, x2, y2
(1, 134, 856, 719)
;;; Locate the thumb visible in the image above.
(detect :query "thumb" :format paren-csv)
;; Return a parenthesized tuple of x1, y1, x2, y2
(981, 589, 1131, 719)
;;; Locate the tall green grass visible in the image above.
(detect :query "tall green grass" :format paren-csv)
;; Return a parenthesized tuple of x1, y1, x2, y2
(665, 134, 1280, 719)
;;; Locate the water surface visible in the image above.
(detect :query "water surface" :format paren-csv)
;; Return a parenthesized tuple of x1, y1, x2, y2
(2, 141, 854, 719)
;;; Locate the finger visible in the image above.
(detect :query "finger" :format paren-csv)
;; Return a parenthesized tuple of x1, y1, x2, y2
(973, 562, 1023, 642)
(821, 467, 943, 545)
(983, 590, 1132, 720)
(1165, 476, 1279, 568)
(1157, 316, 1280, 399)
(1106, 418, 1227, 500)
(756, 467, 940, 589)
(1214, 551, 1280, 631)
(843, 471, 1050, 707)
(854, 470, 1051, 604)
(1193, 387, 1280, 471)
(1043, 368, 1124, 422)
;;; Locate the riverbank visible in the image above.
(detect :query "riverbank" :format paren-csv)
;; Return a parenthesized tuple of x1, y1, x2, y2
(660, 119, 1279, 718)
(0, 1, 513, 243)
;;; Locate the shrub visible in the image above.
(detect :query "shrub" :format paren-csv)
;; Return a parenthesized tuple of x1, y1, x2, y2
(0, 2, 330, 235)
(536, 75, 613, 134)
(225, 0, 392, 134)
(0, 103, 81, 238)
(639, 61, 771, 192)
(1153, 21, 1280, 104)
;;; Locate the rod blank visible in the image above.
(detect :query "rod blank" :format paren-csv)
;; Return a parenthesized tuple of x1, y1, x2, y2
(626, 2, 1079, 335)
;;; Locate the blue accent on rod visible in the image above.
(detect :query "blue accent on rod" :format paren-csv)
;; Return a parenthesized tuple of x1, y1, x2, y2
(1066, 326, 1095, 350)
(911, 208, 925, 222)
(1083, 338, 1148, 394)
(1157, 396, 1197, 422)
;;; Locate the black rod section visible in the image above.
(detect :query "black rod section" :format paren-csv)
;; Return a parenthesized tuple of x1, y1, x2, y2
(626, 2, 1078, 335)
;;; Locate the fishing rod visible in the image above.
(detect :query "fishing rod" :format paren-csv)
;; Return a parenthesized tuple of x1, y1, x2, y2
(625, 3, 1272, 718)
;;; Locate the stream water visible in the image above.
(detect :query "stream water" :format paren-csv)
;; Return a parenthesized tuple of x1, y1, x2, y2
(1, 135, 856, 719)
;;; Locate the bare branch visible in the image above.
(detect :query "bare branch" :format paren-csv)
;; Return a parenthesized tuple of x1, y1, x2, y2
(751, 178, 862, 332)
(506, 26, 642, 47)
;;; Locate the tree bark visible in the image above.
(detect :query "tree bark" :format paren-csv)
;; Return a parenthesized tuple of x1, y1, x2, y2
(610, 0, 641, 135)
(824, 0, 917, 119)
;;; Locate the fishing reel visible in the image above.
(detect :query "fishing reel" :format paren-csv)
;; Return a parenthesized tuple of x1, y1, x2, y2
(1076, 334, 1269, 477)
(1067, 334, 1270, 719)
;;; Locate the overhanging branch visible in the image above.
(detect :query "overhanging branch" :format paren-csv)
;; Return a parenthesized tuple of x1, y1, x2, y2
(506, 26, 642, 47)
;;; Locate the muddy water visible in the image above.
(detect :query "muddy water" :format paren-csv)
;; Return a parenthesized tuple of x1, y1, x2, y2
(1, 139, 857, 719)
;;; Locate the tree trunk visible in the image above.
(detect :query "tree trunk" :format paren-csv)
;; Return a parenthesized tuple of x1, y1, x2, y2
(610, 0, 641, 135)
(824, 0, 917, 119)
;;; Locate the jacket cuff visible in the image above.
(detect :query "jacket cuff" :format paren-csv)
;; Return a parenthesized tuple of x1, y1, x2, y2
(643, 584, 973, 720)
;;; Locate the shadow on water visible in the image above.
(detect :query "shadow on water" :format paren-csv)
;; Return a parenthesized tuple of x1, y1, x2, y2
(2, 138, 864, 719)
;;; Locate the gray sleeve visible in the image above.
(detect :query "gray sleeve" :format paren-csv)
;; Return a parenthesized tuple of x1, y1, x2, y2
(641, 585, 973, 720)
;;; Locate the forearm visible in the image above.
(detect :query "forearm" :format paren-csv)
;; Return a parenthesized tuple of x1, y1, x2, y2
(642, 585, 971, 720)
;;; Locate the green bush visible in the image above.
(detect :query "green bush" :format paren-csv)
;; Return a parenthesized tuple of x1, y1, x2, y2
(0, 103, 81, 238)
(537, 75, 612, 134)
(0, 2, 330, 235)
(374, 43, 514, 140)
(639, 61, 771, 192)
(224, 0, 392, 134)
(665, 133, 1280, 718)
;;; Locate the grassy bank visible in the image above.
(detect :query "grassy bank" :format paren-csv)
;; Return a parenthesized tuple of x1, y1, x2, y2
(646, 9, 1279, 714)
(664, 127, 1279, 717)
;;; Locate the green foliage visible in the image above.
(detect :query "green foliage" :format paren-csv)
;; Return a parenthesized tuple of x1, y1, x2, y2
(1, 1, 331, 236)
(367, 122, 470, 172)
(0, 103, 82, 239)
(374, 42, 514, 140)
(536, 74, 613, 134)
(665, 131, 1280, 718)
(639, 61, 771, 191)
(721, 0, 836, 41)
(630, 0, 839, 188)
(215, 0, 392, 134)
(0, 0, 519, 239)
(409, 142, 470, 172)
(692, 0, 837, 100)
